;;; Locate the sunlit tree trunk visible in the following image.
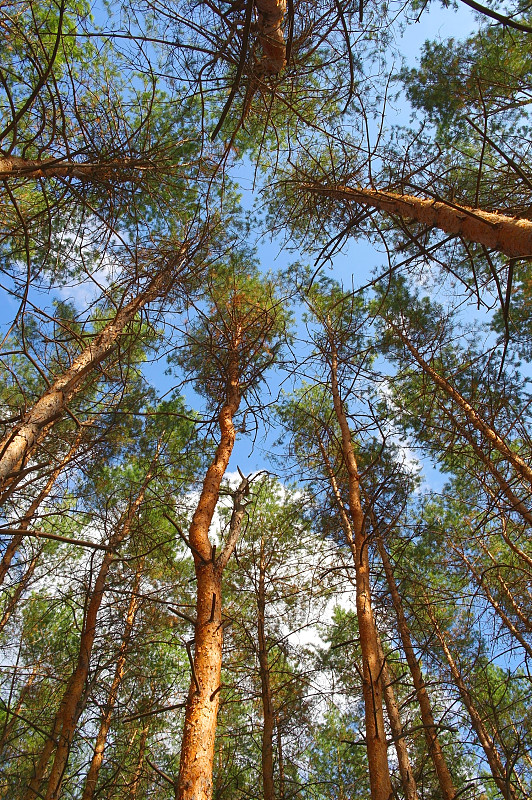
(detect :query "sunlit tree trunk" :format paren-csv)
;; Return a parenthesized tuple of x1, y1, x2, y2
(328, 335, 393, 800)
(318, 436, 416, 800)
(308, 183, 532, 258)
(177, 356, 247, 800)
(0, 155, 153, 180)
(0, 259, 184, 491)
(0, 427, 85, 586)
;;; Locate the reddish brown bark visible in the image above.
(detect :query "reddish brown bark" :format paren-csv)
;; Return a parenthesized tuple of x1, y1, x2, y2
(177, 356, 245, 800)
(80, 564, 143, 800)
(425, 599, 519, 800)
(24, 463, 156, 800)
(318, 438, 416, 800)
(377, 537, 457, 800)
(308, 183, 532, 258)
(378, 641, 418, 800)
(0, 261, 182, 491)
(328, 336, 393, 800)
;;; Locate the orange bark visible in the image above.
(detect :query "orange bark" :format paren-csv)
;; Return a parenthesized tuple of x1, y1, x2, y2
(255, 0, 287, 75)
(0, 155, 153, 181)
(328, 339, 393, 800)
(308, 184, 532, 258)
(177, 356, 244, 800)
(0, 261, 182, 491)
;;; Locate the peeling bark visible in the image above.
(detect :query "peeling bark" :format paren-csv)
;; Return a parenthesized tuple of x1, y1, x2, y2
(307, 183, 532, 258)
(255, 0, 287, 75)
(0, 155, 153, 181)
(177, 356, 245, 800)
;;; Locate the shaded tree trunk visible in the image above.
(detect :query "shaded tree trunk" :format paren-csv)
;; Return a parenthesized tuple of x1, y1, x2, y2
(376, 536, 458, 800)
(258, 535, 276, 800)
(425, 599, 519, 800)
(80, 562, 144, 800)
(24, 457, 157, 800)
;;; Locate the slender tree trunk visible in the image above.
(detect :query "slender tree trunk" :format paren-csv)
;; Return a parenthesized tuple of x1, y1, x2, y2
(128, 724, 149, 800)
(450, 543, 532, 659)
(0, 428, 84, 586)
(378, 639, 418, 800)
(318, 436, 416, 800)
(255, 0, 287, 75)
(0, 548, 41, 634)
(24, 459, 156, 800)
(177, 357, 244, 800)
(276, 715, 286, 800)
(257, 536, 276, 800)
(376, 536, 457, 800)
(80, 563, 144, 800)
(391, 325, 532, 489)
(0, 259, 182, 491)
(328, 337, 393, 800)
(307, 183, 532, 258)
(0, 665, 38, 757)
(425, 599, 519, 800)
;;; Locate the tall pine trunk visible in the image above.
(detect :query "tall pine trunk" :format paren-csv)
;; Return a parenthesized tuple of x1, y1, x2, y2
(328, 339, 393, 800)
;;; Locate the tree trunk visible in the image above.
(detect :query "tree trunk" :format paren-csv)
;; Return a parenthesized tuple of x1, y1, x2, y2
(328, 337, 393, 800)
(391, 325, 532, 489)
(80, 563, 143, 800)
(0, 258, 183, 491)
(307, 183, 532, 258)
(177, 357, 243, 800)
(318, 434, 416, 800)
(0, 426, 86, 587)
(24, 460, 156, 800)
(258, 536, 276, 800)
(378, 639, 418, 800)
(425, 599, 519, 800)
(0, 155, 153, 181)
(376, 536, 457, 800)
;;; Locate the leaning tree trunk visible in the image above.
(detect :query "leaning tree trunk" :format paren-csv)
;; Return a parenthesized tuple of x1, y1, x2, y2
(425, 597, 519, 800)
(177, 355, 248, 800)
(0, 256, 184, 492)
(376, 536, 458, 800)
(307, 183, 532, 258)
(24, 458, 157, 800)
(328, 337, 393, 800)
(391, 324, 532, 489)
(80, 562, 144, 800)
